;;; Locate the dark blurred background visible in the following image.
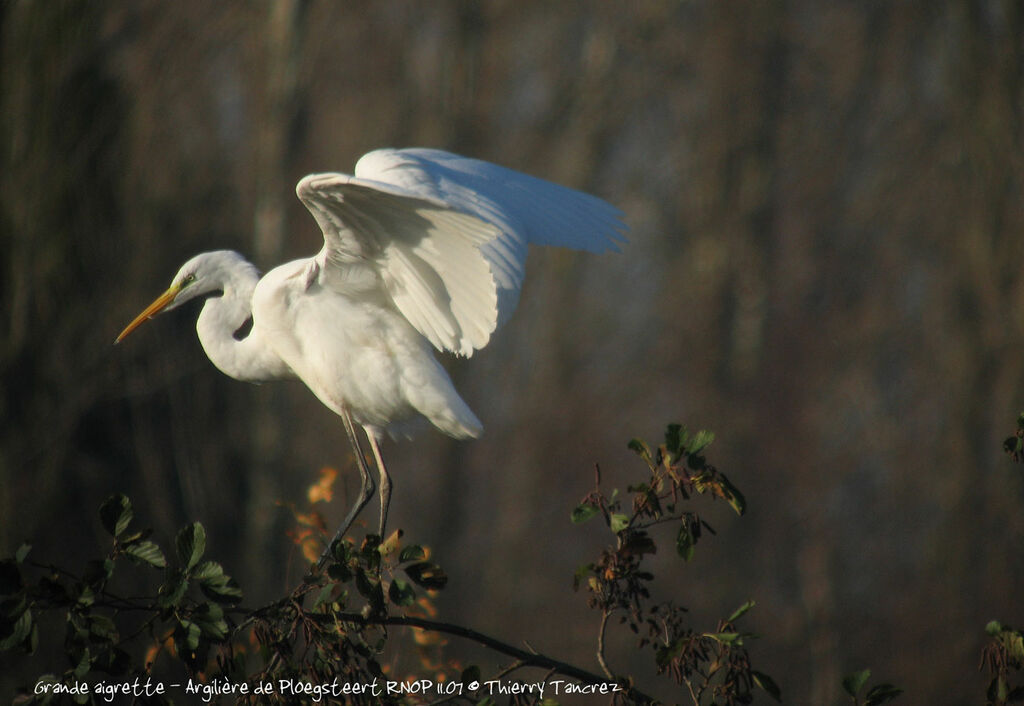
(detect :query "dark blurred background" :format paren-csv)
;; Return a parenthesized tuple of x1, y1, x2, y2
(2, 1, 1023, 703)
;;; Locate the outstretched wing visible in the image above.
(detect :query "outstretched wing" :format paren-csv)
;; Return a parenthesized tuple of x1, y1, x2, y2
(296, 147, 628, 356)
(354, 148, 628, 328)
(297, 172, 500, 356)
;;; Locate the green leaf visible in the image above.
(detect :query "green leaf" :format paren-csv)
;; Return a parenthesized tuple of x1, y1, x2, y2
(71, 646, 92, 679)
(196, 601, 223, 621)
(609, 513, 630, 533)
(0, 609, 31, 649)
(664, 424, 685, 460)
(193, 603, 228, 641)
(628, 438, 653, 465)
(405, 562, 448, 590)
(191, 561, 225, 581)
(676, 524, 696, 561)
(313, 583, 335, 610)
(988, 676, 1008, 703)
(329, 538, 351, 563)
(99, 494, 133, 538)
(693, 470, 747, 516)
(571, 503, 600, 524)
(842, 669, 872, 698)
(88, 614, 117, 642)
(176, 523, 206, 571)
(75, 586, 95, 608)
(621, 532, 657, 556)
(14, 544, 30, 564)
(572, 563, 594, 591)
(865, 684, 903, 705)
(355, 569, 378, 600)
(627, 481, 650, 494)
(198, 574, 243, 605)
(177, 620, 201, 652)
(721, 475, 747, 516)
(752, 671, 782, 702)
(1006, 435, 1023, 457)
(359, 535, 382, 570)
(388, 578, 416, 607)
(1010, 632, 1024, 662)
(706, 631, 741, 644)
(1, 595, 27, 622)
(655, 638, 687, 668)
(124, 541, 167, 568)
(398, 545, 426, 563)
(727, 600, 755, 623)
(689, 429, 715, 455)
(327, 562, 353, 583)
(986, 621, 1024, 658)
(355, 570, 384, 613)
(158, 572, 189, 611)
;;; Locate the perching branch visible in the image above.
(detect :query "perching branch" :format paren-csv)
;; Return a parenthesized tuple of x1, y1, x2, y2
(326, 611, 657, 705)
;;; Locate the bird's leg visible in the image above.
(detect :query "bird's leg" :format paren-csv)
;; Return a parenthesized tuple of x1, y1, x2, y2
(366, 433, 392, 537)
(318, 407, 375, 568)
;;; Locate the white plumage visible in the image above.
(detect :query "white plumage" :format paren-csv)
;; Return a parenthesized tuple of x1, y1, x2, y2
(117, 148, 627, 556)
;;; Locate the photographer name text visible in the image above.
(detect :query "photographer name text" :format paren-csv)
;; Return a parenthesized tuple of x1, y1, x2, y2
(35, 675, 623, 702)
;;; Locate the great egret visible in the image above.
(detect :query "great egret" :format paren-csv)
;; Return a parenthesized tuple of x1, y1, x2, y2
(117, 148, 627, 558)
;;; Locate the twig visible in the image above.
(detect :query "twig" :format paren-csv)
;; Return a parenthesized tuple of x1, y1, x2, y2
(632, 515, 687, 532)
(329, 611, 658, 705)
(683, 676, 701, 705)
(597, 609, 614, 680)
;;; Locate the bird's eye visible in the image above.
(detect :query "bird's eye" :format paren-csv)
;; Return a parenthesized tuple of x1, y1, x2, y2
(184, 274, 196, 285)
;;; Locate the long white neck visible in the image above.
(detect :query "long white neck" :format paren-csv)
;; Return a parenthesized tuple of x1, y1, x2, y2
(195, 266, 291, 382)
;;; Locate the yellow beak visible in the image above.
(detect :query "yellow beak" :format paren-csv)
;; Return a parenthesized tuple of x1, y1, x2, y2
(115, 284, 181, 344)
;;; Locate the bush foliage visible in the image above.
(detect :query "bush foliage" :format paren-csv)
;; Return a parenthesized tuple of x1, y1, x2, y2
(2, 417, 1021, 703)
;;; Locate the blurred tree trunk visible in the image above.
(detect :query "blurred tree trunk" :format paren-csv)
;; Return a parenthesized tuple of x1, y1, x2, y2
(0, 0, 127, 548)
(244, 0, 310, 588)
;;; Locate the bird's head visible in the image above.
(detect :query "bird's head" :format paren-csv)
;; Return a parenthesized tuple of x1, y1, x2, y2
(115, 250, 250, 343)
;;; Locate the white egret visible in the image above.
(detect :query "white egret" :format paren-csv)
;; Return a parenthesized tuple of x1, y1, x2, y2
(116, 148, 627, 558)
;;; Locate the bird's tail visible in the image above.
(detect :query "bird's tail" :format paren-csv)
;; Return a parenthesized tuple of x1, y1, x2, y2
(424, 393, 483, 440)
(397, 354, 483, 441)
(436, 404, 483, 440)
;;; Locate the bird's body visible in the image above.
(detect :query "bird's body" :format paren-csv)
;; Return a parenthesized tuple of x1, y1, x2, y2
(117, 148, 626, 554)
(250, 255, 482, 440)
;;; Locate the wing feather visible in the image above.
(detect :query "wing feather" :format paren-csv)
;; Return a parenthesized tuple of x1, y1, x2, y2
(297, 173, 499, 355)
(355, 148, 627, 327)
(295, 148, 628, 356)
